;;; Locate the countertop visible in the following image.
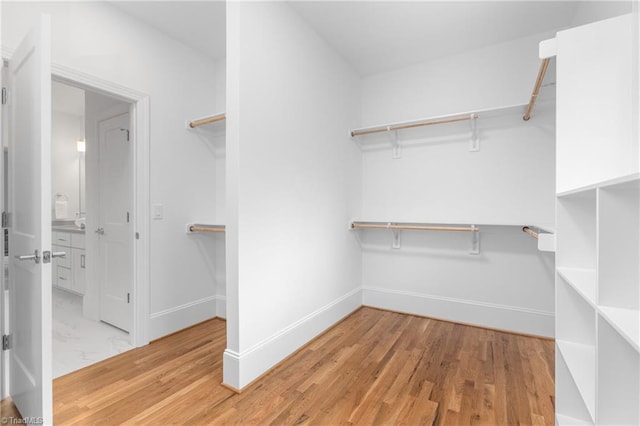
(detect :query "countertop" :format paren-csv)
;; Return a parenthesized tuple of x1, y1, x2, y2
(52, 224, 86, 234)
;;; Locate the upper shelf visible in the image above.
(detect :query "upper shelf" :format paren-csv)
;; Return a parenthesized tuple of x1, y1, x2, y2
(557, 172, 640, 197)
(349, 103, 529, 156)
(351, 103, 527, 137)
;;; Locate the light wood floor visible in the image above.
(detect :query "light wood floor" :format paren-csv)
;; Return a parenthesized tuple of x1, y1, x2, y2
(9, 307, 556, 424)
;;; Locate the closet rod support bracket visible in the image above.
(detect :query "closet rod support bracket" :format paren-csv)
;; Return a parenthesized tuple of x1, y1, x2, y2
(469, 114, 479, 152)
(469, 226, 480, 255)
(392, 228, 401, 249)
(388, 128, 401, 159)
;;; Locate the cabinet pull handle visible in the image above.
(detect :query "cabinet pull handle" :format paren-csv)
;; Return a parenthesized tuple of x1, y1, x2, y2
(81, 254, 85, 269)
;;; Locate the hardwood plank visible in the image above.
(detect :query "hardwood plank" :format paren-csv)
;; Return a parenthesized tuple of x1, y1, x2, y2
(50, 308, 554, 425)
(0, 396, 21, 421)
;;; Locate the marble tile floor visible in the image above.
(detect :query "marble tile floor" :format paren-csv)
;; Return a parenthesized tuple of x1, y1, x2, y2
(53, 287, 133, 378)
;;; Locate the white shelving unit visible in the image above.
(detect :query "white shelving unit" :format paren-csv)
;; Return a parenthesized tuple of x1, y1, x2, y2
(554, 13, 639, 425)
(555, 174, 640, 425)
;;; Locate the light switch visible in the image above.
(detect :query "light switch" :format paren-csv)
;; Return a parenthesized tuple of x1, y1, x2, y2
(152, 204, 164, 220)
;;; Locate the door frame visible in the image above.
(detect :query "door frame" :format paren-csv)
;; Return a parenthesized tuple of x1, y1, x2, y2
(0, 57, 8, 401)
(1, 43, 149, 405)
(50, 64, 150, 347)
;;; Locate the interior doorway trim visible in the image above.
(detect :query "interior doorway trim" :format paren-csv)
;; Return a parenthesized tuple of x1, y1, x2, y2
(52, 63, 150, 347)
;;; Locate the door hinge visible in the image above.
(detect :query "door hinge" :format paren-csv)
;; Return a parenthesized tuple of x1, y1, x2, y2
(126, 212, 130, 223)
(3, 334, 10, 351)
(2, 88, 7, 105)
(2, 211, 7, 228)
(127, 293, 130, 304)
(135, 232, 139, 240)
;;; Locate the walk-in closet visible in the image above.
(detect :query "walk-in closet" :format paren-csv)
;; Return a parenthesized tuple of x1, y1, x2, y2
(0, 1, 638, 424)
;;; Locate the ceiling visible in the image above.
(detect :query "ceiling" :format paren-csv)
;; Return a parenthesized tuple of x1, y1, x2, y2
(289, 1, 581, 75)
(106, 1, 625, 76)
(109, 1, 227, 61)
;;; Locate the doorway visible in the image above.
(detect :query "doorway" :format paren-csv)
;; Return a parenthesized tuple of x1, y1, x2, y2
(51, 80, 135, 377)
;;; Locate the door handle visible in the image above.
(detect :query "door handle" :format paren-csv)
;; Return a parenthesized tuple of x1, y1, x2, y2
(42, 250, 66, 264)
(15, 249, 40, 264)
(95, 228, 104, 235)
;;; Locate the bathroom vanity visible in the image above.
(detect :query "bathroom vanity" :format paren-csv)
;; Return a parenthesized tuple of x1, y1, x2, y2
(52, 225, 86, 295)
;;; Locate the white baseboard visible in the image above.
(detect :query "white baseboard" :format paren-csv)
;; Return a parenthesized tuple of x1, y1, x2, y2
(362, 286, 554, 338)
(216, 295, 227, 319)
(222, 287, 362, 390)
(148, 295, 218, 340)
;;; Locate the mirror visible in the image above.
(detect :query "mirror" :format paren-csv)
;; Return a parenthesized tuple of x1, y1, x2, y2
(52, 81, 85, 222)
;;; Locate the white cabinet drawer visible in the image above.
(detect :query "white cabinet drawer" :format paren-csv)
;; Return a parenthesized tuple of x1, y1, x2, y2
(56, 266, 71, 290)
(71, 233, 85, 249)
(52, 244, 70, 268)
(72, 248, 86, 295)
(53, 231, 71, 247)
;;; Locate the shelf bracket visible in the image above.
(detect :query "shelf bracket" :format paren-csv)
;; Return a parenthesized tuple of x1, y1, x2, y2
(469, 114, 479, 152)
(387, 128, 401, 159)
(392, 228, 401, 249)
(470, 226, 480, 255)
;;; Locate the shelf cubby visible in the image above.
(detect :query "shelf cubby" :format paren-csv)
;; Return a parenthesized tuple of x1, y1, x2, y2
(556, 189, 597, 272)
(556, 278, 596, 421)
(597, 316, 640, 425)
(557, 267, 596, 307)
(597, 179, 639, 350)
(555, 345, 595, 425)
(557, 278, 596, 346)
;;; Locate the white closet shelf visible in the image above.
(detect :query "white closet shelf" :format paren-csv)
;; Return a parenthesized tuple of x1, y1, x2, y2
(349, 220, 480, 253)
(531, 223, 555, 234)
(555, 413, 593, 426)
(557, 172, 640, 197)
(557, 340, 596, 422)
(598, 306, 640, 352)
(349, 103, 528, 155)
(353, 219, 552, 228)
(522, 225, 556, 252)
(557, 267, 597, 307)
(350, 220, 479, 232)
(350, 103, 527, 138)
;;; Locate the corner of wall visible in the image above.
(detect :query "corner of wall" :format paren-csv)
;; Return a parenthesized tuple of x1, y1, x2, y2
(223, 287, 362, 390)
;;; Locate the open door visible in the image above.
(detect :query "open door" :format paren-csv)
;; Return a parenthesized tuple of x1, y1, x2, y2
(7, 15, 53, 424)
(97, 113, 133, 332)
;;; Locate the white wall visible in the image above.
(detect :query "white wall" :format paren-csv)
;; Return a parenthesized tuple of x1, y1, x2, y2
(51, 111, 84, 219)
(570, 1, 632, 27)
(213, 58, 227, 318)
(358, 32, 557, 337)
(224, 2, 362, 390)
(2, 1, 223, 340)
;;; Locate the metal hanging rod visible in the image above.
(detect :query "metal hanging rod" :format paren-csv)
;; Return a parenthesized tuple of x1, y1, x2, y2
(188, 113, 226, 129)
(187, 224, 225, 233)
(522, 226, 539, 239)
(522, 58, 550, 121)
(350, 113, 477, 137)
(351, 221, 479, 233)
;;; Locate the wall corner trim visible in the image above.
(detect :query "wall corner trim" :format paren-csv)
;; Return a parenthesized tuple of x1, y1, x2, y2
(223, 287, 362, 390)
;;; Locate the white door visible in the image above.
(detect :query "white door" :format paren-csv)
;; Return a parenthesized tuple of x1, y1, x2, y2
(98, 113, 132, 332)
(7, 16, 53, 424)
